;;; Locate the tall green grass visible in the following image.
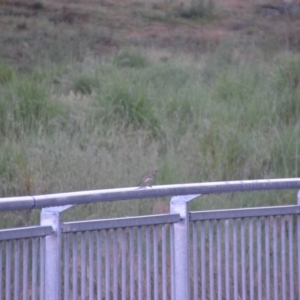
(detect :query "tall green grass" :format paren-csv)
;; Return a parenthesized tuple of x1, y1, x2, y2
(0, 41, 300, 226)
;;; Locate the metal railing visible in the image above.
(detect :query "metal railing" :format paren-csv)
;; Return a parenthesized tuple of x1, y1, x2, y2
(1, 178, 300, 300)
(190, 205, 300, 300)
(0, 226, 52, 300)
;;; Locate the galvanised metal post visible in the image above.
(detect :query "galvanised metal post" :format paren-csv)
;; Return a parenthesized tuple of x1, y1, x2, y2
(40, 205, 72, 300)
(170, 194, 200, 300)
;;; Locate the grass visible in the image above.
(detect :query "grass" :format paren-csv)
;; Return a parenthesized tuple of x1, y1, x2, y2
(0, 0, 300, 228)
(1, 2, 300, 299)
(0, 44, 299, 228)
(177, 0, 219, 20)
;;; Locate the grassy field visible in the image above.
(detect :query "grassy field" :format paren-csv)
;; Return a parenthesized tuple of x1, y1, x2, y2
(1, 0, 300, 226)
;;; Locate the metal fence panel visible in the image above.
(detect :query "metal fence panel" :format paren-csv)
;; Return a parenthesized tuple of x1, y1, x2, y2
(0, 226, 52, 300)
(62, 225, 174, 300)
(0, 237, 47, 300)
(191, 214, 300, 300)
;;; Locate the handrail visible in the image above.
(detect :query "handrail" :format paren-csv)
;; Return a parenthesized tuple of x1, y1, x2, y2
(0, 178, 299, 211)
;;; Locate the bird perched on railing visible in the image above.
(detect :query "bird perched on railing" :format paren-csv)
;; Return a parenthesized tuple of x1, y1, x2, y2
(137, 170, 158, 187)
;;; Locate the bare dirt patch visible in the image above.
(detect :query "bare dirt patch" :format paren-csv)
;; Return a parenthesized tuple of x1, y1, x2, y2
(1, 0, 300, 66)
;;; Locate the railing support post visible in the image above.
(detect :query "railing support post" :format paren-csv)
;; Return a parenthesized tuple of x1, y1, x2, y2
(170, 194, 200, 300)
(41, 208, 62, 300)
(40, 205, 72, 300)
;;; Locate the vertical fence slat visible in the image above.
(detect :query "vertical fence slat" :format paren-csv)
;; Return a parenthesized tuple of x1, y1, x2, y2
(6, 241, 12, 300)
(209, 220, 214, 300)
(288, 216, 294, 300)
(138, 227, 143, 300)
(130, 227, 135, 300)
(122, 228, 126, 300)
(105, 230, 110, 300)
(192, 222, 198, 300)
(201, 221, 206, 300)
(97, 231, 102, 300)
(170, 225, 175, 300)
(72, 233, 78, 300)
(217, 220, 222, 300)
(281, 217, 286, 299)
(241, 218, 246, 300)
(14, 240, 20, 300)
(153, 226, 158, 300)
(162, 225, 167, 300)
(273, 217, 278, 300)
(32, 238, 37, 300)
(81, 232, 87, 300)
(146, 226, 151, 300)
(64, 234, 69, 300)
(89, 231, 94, 300)
(265, 217, 270, 300)
(113, 229, 118, 300)
(249, 218, 254, 300)
(233, 219, 238, 300)
(257, 217, 262, 300)
(22, 240, 28, 300)
(40, 237, 45, 300)
(225, 220, 230, 300)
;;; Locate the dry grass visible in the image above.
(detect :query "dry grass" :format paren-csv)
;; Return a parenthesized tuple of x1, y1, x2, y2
(0, 0, 300, 224)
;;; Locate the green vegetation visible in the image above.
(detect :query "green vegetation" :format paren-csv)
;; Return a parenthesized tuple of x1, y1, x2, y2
(177, 0, 218, 19)
(1, 43, 300, 225)
(0, 0, 300, 227)
(1, 5, 300, 300)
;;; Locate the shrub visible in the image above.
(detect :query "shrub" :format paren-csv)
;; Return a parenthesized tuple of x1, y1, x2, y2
(177, 0, 217, 19)
(96, 78, 160, 137)
(0, 70, 61, 134)
(73, 74, 98, 95)
(113, 50, 148, 69)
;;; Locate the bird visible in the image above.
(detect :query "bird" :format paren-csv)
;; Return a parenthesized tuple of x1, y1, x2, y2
(137, 170, 158, 187)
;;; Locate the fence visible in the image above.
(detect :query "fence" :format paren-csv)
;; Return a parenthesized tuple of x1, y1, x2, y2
(1, 178, 300, 300)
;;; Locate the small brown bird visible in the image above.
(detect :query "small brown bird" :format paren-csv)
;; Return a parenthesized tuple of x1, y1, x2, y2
(137, 170, 158, 187)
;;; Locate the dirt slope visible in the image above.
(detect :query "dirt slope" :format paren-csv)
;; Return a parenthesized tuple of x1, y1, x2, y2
(1, 0, 300, 65)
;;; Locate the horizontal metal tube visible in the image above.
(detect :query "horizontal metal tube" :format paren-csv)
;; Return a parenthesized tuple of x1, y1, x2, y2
(0, 196, 34, 211)
(62, 214, 180, 233)
(1, 178, 299, 210)
(190, 205, 300, 221)
(0, 226, 53, 241)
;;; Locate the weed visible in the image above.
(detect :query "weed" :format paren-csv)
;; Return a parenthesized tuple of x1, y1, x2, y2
(73, 74, 98, 95)
(0, 69, 64, 135)
(95, 77, 160, 137)
(177, 0, 218, 20)
(0, 63, 13, 84)
(113, 50, 148, 69)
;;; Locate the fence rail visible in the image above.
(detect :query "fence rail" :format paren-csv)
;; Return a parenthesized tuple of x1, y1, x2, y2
(0, 226, 53, 241)
(62, 213, 180, 232)
(1, 178, 300, 210)
(190, 204, 300, 220)
(1, 178, 300, 300)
